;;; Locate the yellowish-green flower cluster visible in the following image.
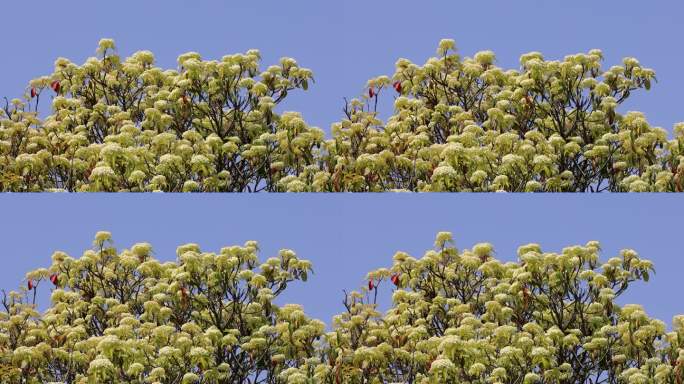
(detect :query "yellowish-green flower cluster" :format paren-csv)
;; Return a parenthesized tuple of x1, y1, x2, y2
(1, 38, 684, 191)
(1, 232, 683, 383)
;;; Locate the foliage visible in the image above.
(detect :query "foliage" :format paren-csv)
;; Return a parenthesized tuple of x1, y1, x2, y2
(0, 39, 322, 192)
(308, 40, 684, 192)
(1, 232, 683, 384)
(0, 232, 324, 383)
(321, 232, 684, 383)
(2, 39, 684, 192)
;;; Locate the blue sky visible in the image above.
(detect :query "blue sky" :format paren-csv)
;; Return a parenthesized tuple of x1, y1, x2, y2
(1, 1, 683, 133)
(0, 194, 682, 327)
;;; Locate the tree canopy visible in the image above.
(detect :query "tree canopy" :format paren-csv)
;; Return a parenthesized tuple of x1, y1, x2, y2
(1, 232, 682, 383)
(1, 38, 683, 192)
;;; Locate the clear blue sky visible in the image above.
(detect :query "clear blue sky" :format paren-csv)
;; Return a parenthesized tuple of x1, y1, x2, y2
(1, 1, 683, 133)
(0, 194, 682, 327)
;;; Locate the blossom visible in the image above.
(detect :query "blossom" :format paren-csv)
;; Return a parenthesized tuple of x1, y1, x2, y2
(90, 165, 115, 180)
(97, 38, 116, 55)
(88, 356, 114, 375)
(437, 39, 456, 55)
(94, 231, 112, 244)
(182, 373, 199, 383)
(474, 50, 495, 66)
(430, 358, 455, 373)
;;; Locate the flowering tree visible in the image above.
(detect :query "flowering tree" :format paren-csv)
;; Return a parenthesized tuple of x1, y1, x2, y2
(320, 232, 684, 383)
(1, 232, 683, 383)
(2, 39, 683, 192)
(310, 40, 684, 192)
(0, 232, 325, 383)
(0, 39, 323, 192)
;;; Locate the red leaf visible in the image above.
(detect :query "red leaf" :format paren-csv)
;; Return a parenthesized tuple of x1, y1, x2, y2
(391, 273, 400, 286)
(393, 81, 402, 93)
(49, 274, 58, 286)
(368, 88, 375, 98)
(27, 280, 34, 290)
(51, 80, 61, 94)
(368, 280, 374, 290)
(30, 87, 37, 98)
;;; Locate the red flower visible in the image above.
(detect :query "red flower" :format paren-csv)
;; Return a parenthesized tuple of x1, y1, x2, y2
(391, 273, 400, 286)
(51, 80, 61, 94)
(30, 87, 37, 98)
(393, 81, 402, 93)
(368, 88, 375, 98)
(49, 274, 59, 286)
(27, 280, 34, 290)
(368, 280, 374, 290)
